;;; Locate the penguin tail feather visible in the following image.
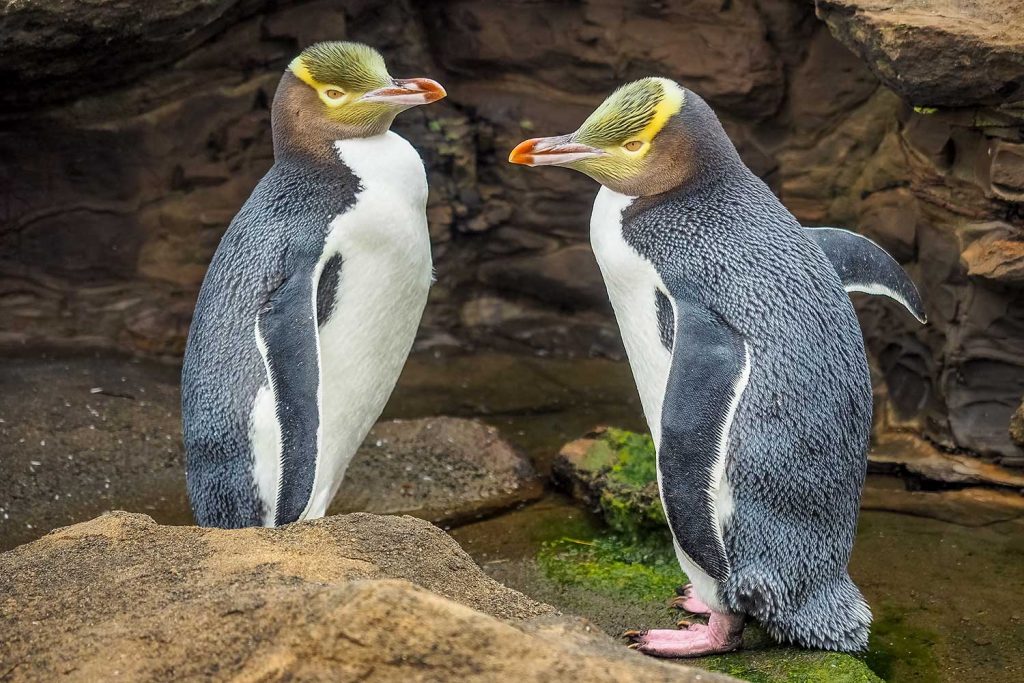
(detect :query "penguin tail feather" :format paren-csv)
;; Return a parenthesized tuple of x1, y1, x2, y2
(729, 572, 872, 652)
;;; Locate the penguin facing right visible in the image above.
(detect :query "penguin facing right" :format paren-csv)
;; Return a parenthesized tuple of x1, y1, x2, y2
(182, 42, 445, 529)
(509, 78, 925, 656)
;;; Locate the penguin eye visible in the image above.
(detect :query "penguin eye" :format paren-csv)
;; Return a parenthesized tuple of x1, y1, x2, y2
(623, 140, 644, 152)
(324, 88, 345, 100)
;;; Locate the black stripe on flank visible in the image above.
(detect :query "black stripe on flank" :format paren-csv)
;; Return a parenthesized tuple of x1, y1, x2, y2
(316, 253, 344, 325)
(655, 289, 674, 351)
(258, 269, 320, 526)
(659, 289, 744, 583)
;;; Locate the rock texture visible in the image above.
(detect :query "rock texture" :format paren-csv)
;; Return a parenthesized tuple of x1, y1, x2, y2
(1, 1, 1022, 464)
(816, 0, 1024, 106)
(0, 511, 733, 682)
(0, 353, 541, 551)
(333, 417, 542, 523)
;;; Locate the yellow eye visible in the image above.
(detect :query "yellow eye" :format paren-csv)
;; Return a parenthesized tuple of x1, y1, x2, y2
(324, 88, 344, 100)
(623, 140, 644, 152)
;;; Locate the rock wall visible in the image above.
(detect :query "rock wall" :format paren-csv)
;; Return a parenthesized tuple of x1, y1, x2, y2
(1, 0, 1022, 464)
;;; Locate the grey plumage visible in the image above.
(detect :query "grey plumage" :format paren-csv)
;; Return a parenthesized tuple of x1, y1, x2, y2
(182, 156, 358, 528)
(625, 90, 873, 651)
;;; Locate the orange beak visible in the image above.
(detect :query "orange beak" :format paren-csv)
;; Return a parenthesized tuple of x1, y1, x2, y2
(508, 134, 604, 166)
(360, 78, 447, 106)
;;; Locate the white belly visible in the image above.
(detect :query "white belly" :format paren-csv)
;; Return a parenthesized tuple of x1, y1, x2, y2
(306, 131, 432, 518)
(590, 186, 726, 612)
(590, 187, 672, 445)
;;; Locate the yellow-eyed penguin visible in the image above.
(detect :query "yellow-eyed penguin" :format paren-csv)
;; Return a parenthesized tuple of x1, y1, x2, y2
(182, 42, 445, 528)
(510, 78, 924, 656)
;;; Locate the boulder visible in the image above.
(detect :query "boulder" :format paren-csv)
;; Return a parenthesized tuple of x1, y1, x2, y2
(0, 511, 733, 682)
(551, 427, 665, 537)
(333, 417, 543, 524)
(0, 0, 263, 110)
(816, 0, 1024, 106)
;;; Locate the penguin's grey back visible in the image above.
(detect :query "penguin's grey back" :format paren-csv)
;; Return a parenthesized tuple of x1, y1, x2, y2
(624, 167, 872, 649)
(182, 157, 358, 528)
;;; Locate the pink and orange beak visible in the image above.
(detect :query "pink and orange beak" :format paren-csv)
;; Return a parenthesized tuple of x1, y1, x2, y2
(508, 134, 604, 167)
(360, 78, 447, 107)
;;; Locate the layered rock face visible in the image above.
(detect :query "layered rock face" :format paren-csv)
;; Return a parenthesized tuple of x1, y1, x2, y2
(1, 0, 1022, 463)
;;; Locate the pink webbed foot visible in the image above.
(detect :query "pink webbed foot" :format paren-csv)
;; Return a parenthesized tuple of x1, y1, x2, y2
(669, 583, 712, 616)
(624, 612, 744, 658)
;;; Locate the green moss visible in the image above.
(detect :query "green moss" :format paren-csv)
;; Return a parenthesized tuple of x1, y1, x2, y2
(865, 606, 940, 681)
(580, 428, 665, 537)
(578, 439, 618, 473)
(603, 427, 657, 487)
(537, 532, 683, 603)
(703, 649, 883, 683)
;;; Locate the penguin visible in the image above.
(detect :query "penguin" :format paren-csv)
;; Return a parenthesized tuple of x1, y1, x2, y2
(182, 42, 445, 529)
(509, 78, 925, 656)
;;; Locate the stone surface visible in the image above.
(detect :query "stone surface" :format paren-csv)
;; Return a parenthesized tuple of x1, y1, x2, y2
(0, 511, 733, 682)
(869, 432, 1024, 488)
(0, 352, 552, 551)
(1, 0, 1023, 464)
(816, 0, 1024, 106)
(332, 417, 543, 524)
(551, 427, 665, 536)
(1012, 399, 1024, 449)
(861, 481, 1024, 526)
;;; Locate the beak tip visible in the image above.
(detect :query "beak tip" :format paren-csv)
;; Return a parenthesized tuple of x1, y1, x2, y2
(508, 139, 538, 166)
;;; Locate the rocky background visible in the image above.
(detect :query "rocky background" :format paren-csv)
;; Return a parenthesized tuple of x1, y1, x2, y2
(1, 0, 1022, 465)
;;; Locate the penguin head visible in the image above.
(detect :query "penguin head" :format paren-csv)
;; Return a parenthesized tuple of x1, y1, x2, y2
(274, 42, 446, 149)
(509, 78, 739, 196)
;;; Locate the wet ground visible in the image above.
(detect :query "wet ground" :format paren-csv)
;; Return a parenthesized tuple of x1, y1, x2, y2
(1, 348, 1022, 681)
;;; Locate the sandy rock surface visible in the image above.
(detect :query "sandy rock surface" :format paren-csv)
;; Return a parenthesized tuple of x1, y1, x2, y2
(0, 511, 734, 683)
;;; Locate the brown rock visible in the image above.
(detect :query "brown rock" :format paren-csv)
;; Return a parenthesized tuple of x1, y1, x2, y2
(478, 244, 607, 310)
(0, 511, 731, 682)
(960, 225, 1024, 284)
(0, 0, 263, 110)
(333, 417, 543, 524)
(816, 0, 1024, 106)
(862, 481, 1024, 526)
(870, 433, 1024, 488)
(1011, 400, 1024, 452)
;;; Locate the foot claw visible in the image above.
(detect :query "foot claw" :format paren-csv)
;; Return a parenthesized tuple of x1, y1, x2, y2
(627, 643, 640, 650)
(676, 619, 692, 629)
(622, 629, 644, 639)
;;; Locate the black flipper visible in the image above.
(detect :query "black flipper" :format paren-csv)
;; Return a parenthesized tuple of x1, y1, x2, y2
(257, 266, 321, 526)
(805, 227, 927, 323)
(659, 288, 749, 583)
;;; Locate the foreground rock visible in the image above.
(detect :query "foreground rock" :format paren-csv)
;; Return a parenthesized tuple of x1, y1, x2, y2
(334, 417, 543, 524)
(816, 0, 1024, 106)
(0, 511, 732, 683)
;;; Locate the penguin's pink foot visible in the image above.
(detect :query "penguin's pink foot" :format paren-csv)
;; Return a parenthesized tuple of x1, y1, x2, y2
(624, 612, 744, 658)
(670, 583, 712, 616)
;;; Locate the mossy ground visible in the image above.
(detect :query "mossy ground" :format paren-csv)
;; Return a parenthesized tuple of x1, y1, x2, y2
(542, 428, 884, 683)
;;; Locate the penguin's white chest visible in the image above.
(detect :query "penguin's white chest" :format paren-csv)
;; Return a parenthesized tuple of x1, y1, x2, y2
(590, 187, 673, 445)
(308, 131, 432, 516)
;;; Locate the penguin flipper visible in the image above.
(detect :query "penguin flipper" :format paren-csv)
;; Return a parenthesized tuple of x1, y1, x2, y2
(256, 267, 321, 526)
(659, 289, 750, 584)
(804, 227, 927, 323)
